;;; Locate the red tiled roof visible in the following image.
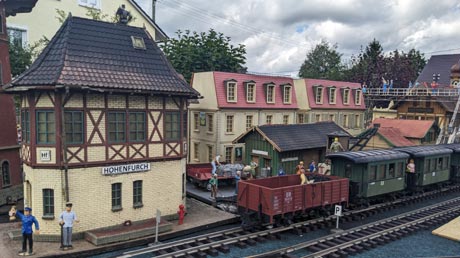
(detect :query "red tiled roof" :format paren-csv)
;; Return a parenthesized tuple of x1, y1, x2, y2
(372, 118, 435, 139)
(304, 79, 365, 110)
(377, 127, 416, 147)
(211, 72, 298, 109)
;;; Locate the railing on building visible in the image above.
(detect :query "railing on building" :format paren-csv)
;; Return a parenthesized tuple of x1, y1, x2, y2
(364, 88, 460, 97)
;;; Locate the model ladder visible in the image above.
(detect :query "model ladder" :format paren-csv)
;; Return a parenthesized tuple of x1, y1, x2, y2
(438, 94, 460, 144)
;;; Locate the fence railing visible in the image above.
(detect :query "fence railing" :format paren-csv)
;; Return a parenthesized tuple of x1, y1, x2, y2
(365, 88, 460, 97)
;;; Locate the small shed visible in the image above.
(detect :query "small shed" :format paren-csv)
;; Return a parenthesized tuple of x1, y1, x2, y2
(233, 121, 350, 177)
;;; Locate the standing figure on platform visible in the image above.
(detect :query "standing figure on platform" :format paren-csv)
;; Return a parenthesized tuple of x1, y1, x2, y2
(210, 174, 218, 200)
(389, 79, 394, 89)
(382, 77, 388, 94)
(9, 206, 40, 255)
(330, 137, 344, 153)
(309, 160, 316, 173)
(362, 83, 367, 94)
(59, 203, 79, 250)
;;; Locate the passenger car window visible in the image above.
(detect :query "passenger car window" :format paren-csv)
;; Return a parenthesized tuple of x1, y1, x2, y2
(388, 163, 395, 178)
(396, 162, 403, 177)
(377, 164, 386, 180)
(369, 165, 377, 181)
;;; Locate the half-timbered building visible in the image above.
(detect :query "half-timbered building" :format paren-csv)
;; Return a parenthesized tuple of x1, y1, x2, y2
(3, 16, 199, 236)
(0, 0, 37, 206)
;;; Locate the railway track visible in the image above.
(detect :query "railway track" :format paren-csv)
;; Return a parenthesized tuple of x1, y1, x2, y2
(250, 196, 460, 258)
(118, 185, 460, 258)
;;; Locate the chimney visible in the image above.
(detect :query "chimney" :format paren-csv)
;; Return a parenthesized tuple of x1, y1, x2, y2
(152, 0, 156, 22)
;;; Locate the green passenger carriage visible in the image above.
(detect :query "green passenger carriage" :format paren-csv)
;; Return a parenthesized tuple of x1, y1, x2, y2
(327, 150, 410, 202)
(395, 146, 453, 188)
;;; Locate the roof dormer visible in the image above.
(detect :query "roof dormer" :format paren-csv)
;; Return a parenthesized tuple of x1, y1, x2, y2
(313, 85, 324, 104)
(280, 83, 292, 104)
(224, 79, 237, 103)
(244, 80, 256, 103)
(264, 82, 276, 104)
(341, 87, 350, 105)
(327, 86, 337, 104)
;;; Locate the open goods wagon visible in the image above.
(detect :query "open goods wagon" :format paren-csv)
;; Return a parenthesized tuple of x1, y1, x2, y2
(186, 163, 241, 190)
(237, 174, 349, 226)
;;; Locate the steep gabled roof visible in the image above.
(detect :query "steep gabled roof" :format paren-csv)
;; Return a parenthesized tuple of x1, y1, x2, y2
(372, 118, 435, 139)
(233, 121, 350, 152)
(4, 16, 199, 98)
(416, 54, 460, 87)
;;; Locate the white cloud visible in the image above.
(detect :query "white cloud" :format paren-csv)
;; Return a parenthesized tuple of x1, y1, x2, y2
(142, 0, 460, 74)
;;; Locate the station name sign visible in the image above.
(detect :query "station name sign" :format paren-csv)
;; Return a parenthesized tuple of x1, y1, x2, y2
(102, 163, 150, 175)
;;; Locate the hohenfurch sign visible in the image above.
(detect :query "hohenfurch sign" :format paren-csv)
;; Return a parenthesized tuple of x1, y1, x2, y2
(102, 163, 150, 175)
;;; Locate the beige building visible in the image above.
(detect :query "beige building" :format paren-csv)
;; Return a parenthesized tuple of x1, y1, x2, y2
(3, 17, 198, 236)
(7, 0, 166, 48)
(189, 72, 299, 164)
(294, 78, 366, 136)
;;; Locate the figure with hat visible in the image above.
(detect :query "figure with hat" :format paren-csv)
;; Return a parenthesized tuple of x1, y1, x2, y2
(59, 203, 79, 250)
(9, 206, 40, 255)
(330, 137, 344, 153)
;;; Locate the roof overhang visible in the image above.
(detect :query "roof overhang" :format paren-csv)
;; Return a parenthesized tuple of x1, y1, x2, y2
(4, 0, 38, 17)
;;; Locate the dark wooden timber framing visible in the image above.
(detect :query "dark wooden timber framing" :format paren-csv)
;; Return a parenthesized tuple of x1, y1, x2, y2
(20, 91, 187, 169)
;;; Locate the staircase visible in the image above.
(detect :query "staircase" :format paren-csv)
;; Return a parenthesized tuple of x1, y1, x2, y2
(350, 124, 380, 151)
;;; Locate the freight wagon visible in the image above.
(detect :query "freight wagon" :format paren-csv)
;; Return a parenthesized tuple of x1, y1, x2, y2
(237, 174, 349, 227)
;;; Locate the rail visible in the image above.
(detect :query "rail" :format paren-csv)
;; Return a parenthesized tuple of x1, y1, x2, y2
(118, 185, 460, 258)
(250, 196, 460, 258)
(365, 88, 460, 97)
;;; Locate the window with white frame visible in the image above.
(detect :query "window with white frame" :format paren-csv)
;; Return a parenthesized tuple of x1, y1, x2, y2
(329, 88, 336, 104)
(226, 115, 234, 133)
(226, 82, 237, 102)
(355, 90, 362, 105)
(246, 83, 255, 102)
(266, 85, 275, 103)
(194, 142, 199, 160)
(283, 115, 289, 125)
(78, 0, 101, 9)
(315, 87, 323, 104)
(7, 27, 27, 47)
(225, 147, 233, 163)
(246, 115, 253, 130)
(343, 89, 350, 104)
(343, 114, 349, 128)
(283, 86, 292, 104)
(193, 113, 199, 131)
(266, 115, 273, 124)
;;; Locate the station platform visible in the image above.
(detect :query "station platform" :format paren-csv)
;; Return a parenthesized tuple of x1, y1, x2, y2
(0, 198, 239, 257)
(432, 215, 460, 241)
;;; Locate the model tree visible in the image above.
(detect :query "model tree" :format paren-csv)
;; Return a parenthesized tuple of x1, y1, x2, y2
(160, 29, 247, 82)
(298, 40, 345, 80)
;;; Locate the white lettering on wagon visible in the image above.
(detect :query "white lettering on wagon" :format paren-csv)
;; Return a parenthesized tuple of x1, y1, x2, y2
(101, 163, 151, 175)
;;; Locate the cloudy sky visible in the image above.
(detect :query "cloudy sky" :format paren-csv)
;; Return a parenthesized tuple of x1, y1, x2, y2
(135, 0, 460, 77)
